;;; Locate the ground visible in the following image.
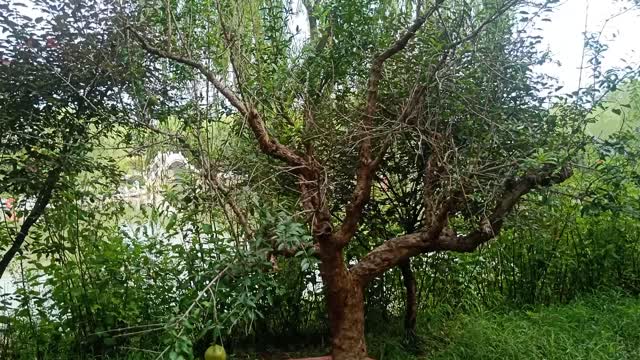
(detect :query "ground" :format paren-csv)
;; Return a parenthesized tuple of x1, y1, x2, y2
(233, 291, 640, 360)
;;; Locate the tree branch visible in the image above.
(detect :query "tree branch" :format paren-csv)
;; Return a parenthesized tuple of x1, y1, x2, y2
(129, 27, 247, 115)
(0, 167, 61, 279)
(334, 0, 445, 246)
(129, 27, 307, 168)
(447, 165, 573, 251)
(350, 165, 572, 284)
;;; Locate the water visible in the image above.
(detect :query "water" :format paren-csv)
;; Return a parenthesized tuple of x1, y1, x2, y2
(0, 269, 18, 337)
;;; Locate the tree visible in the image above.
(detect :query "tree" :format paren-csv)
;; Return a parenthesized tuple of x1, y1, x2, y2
(0, 1, 129, 279)
(122, 0, 613, 358)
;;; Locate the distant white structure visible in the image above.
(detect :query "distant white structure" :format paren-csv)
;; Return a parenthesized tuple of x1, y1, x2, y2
(117, 176, 145, 199)
(145, 152, 197, 188)
(115, 151, 246, 204)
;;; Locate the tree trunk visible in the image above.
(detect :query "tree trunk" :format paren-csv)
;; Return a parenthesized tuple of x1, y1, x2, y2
(0, 167, 60, 280)
(318, 247, 368, 360)
(399, 259, 418, 340)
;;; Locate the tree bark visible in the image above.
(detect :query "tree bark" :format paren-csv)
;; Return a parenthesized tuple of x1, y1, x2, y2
(399, 259, 417, 338)
(318, 247, 368, 360)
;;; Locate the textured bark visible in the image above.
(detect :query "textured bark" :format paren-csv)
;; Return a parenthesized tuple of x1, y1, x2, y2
(130, 5, 556, 357)
(333, 1, 444, 247)
(399, 259, 417, 337)
(318, 246, 368, 360)
(352, 166, 573, 284)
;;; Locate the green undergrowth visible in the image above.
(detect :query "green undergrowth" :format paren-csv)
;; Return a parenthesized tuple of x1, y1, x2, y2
(236, 291, 640, 360)
(364, 291, 640, 360)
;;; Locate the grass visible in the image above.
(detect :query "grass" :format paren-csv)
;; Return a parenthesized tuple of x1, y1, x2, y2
(363, 291, 640, 360)
(224, 291, 640, 359)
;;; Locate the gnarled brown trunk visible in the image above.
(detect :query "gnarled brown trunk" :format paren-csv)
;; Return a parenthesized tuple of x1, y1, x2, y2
(318, 247, 368, 360)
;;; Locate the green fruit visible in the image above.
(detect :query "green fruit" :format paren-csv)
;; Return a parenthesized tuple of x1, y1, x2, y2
(204, 344, 226, 360)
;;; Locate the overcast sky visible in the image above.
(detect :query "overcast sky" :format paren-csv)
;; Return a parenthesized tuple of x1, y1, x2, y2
(534, 0, 640, 91)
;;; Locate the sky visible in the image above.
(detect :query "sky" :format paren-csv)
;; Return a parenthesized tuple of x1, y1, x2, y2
(533, 0, 640, 92)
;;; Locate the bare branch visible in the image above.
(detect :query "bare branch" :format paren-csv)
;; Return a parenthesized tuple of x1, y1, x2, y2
(351, 165, 572, 283)
(129, 27, 247, 115)
(128, 27, 307, 167)
(334, 0, 445, 246)
(350, 196, 454, 284)
(447, 165, 573, 251)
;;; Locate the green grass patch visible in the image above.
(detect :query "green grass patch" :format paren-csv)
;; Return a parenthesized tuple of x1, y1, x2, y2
(364, 291, 640, 360)
(230, 291, 640, 359)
